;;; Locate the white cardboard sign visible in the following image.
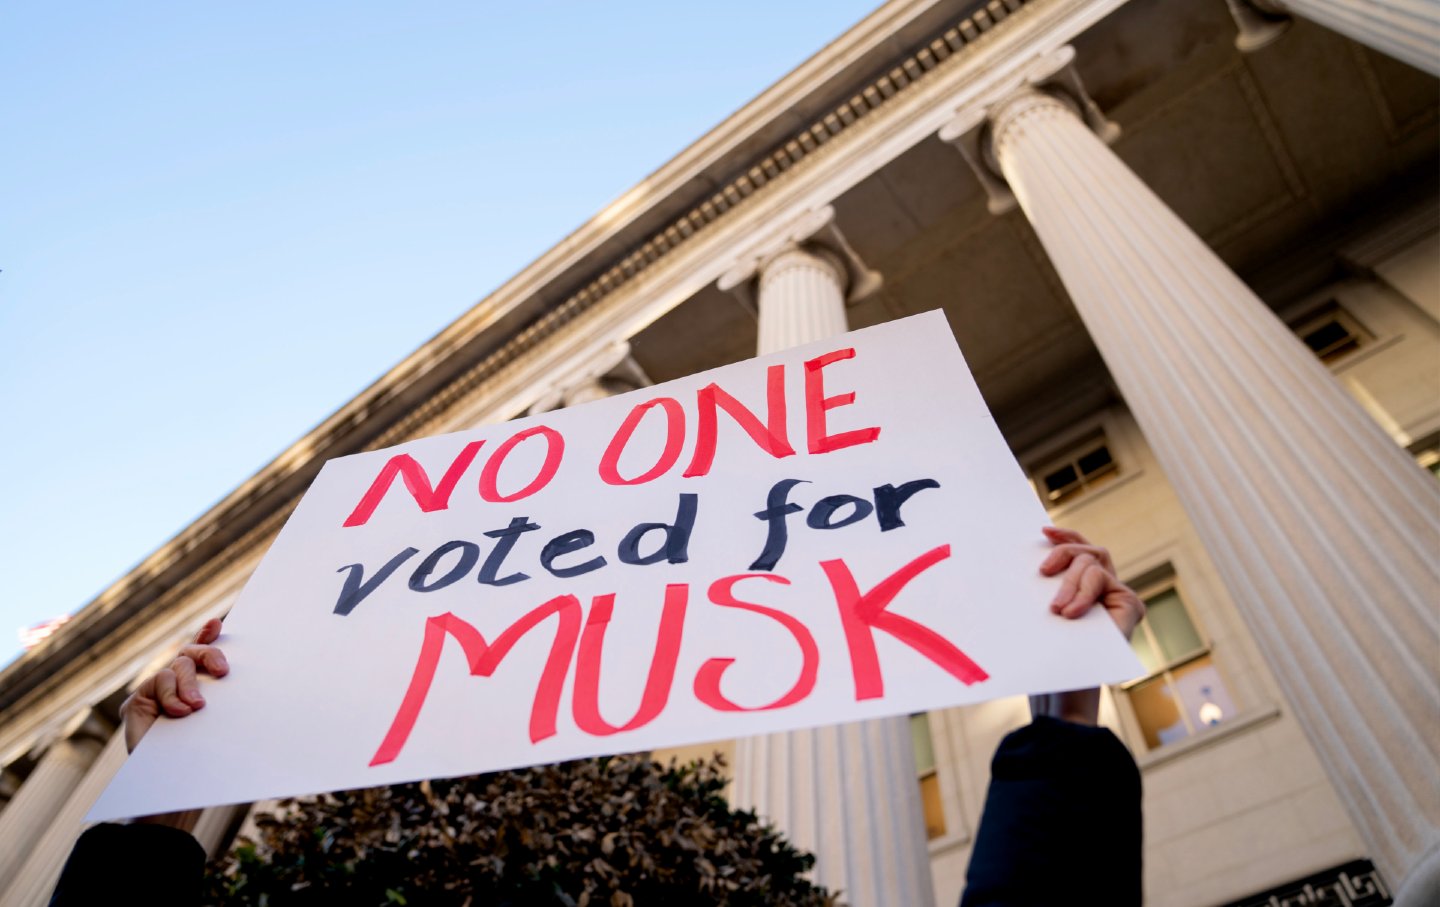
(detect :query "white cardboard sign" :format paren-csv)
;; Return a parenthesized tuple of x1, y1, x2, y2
(91, 311, 1141, 820)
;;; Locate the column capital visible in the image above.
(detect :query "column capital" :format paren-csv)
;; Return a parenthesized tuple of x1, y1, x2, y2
(938, 45, 1119, 214)
(717, 205, 881, 310)
(58, 709, 114, 748)
(0, 766, 23, 804)
(1225, 0, 1292, 52)
(528, 341, 649, 414)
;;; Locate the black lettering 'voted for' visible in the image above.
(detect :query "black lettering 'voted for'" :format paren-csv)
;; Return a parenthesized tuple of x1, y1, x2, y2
(748, 477, 941, 572)
(333, 547, 420, 616)
(479, 517, 540, 587)
(408, 540, 481, 593)
(540, 530, 607, 578)
(331, 493, 703, 617)
(618, 493, 698, 566)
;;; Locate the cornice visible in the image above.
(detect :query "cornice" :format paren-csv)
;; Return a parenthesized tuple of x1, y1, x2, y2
(370, 0, 1045, 450)
(0, 0, 1106, 722)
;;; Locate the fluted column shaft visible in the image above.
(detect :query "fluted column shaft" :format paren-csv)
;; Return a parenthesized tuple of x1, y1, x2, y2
(989, 89, 1440, 895)
(191, 803, 250, 857)
(1275, 0, 1440, 77)
(755, 247, 852, 358)
(0, 734, 105, 886)
(734, 244, 936, 907)
(1, 732, 129, 907)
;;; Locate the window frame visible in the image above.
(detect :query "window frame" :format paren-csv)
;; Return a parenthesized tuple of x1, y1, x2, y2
(1113, 571, 1236, 753)
(1410, 434, 1440, 479)
(1288, 299, 1373, 365)
(1022, 413, 1138, 515)
(909, 712, 946, 841)
(1031, 433, 1120, 505)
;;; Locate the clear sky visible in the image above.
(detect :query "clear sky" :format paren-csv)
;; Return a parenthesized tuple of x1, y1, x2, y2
(0, 1, 881, 667)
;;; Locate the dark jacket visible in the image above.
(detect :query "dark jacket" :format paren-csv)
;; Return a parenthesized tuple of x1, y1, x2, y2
(52, 717, 1141, 906)
(960, 716, 1143, 907)
(50, 822, 205, 906)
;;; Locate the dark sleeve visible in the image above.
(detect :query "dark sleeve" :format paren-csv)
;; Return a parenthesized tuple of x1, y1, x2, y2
(959, 716, 1142, 907)
(50, 822, 206, 907)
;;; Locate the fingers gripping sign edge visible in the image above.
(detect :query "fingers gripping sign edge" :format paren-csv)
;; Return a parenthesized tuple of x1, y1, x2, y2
(1040, 526, 1146, 639)
(121, 618, 230, 753)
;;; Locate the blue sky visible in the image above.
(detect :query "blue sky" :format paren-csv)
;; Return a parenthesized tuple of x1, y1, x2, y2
(0, 1, 880, 666)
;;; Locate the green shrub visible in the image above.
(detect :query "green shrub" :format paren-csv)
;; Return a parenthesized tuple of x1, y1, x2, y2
(203, 754, 838, 906)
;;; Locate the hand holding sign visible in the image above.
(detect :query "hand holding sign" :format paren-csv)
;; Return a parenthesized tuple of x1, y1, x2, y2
(91, 311, 1143, 821)
(1040, 526, 1144, 638)
(120, 618, 229, 753)
(114, 527, 1143, 806)
(1031, 526, 1145, 726)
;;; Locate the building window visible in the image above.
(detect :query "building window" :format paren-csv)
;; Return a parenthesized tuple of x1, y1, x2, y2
(1119, 580, 1236, 750)
(1293, 303, 1369, 364)
(1031, 434, 1120, 506)
(910, 713, 945, 839)
(1415, 445, 1440, 480)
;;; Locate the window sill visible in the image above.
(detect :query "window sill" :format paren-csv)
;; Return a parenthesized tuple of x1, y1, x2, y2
(1327, 333, 1403, 374)
(1044, 468, 1147, 519)
(927, 826, 972, 857)
(1135, 703, 1282, 770)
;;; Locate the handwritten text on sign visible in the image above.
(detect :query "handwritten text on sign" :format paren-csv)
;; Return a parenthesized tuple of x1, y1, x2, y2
(91, 311, 1140, 820)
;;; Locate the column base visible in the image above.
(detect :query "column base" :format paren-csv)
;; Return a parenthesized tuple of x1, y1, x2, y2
(1396, 840, 1440, 907)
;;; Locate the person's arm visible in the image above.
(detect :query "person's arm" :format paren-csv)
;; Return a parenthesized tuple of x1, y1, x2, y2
(49, 823, 208, 906)
(1029, 525, 1143, 727)
(959, 527, 1144, 907)
(49, 619, 228, 907)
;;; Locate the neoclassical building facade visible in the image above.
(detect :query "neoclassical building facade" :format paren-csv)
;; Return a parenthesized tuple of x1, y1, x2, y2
(1, 1, 1436, 905)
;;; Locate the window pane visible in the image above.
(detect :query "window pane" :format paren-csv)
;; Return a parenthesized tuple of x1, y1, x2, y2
(1076, 445, 1113, 476)
(1146, 590, 1204, 663)
(1170, 655, 1235, 733)
(1129, 626, 1162, 675)
(910, 713, 936, 774)
(920, 772, 946, 839)
(1129, 675, 1190, 749)
(1043, 464, 1078, 496)
(1302, 320, 1352, 356)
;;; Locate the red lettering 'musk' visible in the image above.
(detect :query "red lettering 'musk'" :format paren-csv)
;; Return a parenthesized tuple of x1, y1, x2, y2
(572, 585, 688, 735)
(343, 441, 487, 528)
(693, 574, 818, 712)
(369, 597, 582, 766)
(821, 544, 988, 700)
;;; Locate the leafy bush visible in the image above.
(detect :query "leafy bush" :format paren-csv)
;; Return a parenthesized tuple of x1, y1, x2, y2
(203, 754, 838, 906)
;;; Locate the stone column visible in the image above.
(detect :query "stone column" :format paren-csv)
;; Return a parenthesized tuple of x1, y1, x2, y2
(718, 208, 935, 907)
(943, 48, 1440, 900)
(191, 803, 251, 857)
(1260, 0, 1439, 77)
(0, 767, 23, 815)
(0, 714, 109, 888)
(1, 729, 128, 907)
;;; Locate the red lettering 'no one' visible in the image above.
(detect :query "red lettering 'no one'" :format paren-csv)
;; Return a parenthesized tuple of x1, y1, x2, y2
(598, 397, 686, 485)
(804, 348, 881, 455)
(343, 440, 487, 528)
(682, 365, 795, 478)
(479, 425, 565, 503)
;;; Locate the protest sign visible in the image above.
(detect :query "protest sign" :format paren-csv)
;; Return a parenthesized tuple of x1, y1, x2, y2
(91, 310, 1141, 820)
